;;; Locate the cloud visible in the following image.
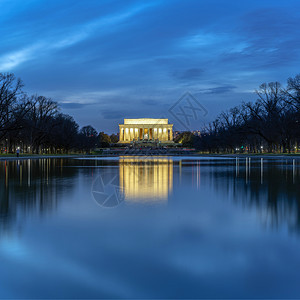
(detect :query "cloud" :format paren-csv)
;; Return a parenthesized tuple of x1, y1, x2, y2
(199, 85, 237, 94)
(0, 2, 158, 71)
(60, 102, 91, 109)
(0, 44, 42, 70)
(172, 68, 204, 81)
(2, 0, 300, 133)
(101, 110, 126, 120)
(141, 99, 160, 106)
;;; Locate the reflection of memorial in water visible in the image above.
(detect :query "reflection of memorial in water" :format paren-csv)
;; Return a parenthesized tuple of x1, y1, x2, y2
(119, 157, 173, 201)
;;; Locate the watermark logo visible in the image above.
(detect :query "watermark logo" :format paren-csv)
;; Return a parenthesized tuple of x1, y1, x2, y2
(91, 172, 124, 207)
(91, 92, 207, 207)
(168, 92, 208, 131)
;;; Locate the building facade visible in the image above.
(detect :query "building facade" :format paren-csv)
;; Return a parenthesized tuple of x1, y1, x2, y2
(118, 118, 173, 143)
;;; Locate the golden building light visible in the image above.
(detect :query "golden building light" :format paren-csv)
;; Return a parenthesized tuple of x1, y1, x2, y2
(119, 157, 173, 201)
(118, 118, 174, 144)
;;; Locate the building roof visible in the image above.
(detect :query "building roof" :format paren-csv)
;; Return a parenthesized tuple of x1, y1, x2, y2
(124, 118, 169, 125)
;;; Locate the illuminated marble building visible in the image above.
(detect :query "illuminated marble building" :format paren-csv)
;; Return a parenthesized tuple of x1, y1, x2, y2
(118, 118, 173, 143)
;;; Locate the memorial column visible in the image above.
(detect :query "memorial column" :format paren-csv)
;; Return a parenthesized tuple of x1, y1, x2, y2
(120, 128, 123, 141)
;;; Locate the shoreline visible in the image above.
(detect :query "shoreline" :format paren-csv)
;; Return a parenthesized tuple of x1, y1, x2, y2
(0, 154, 85, 161)
(0, 153, 299, 161)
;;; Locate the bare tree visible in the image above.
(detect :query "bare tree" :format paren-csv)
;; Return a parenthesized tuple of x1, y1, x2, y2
(284, 74, 300, 110)
(0, 73, 32, 141)
(26, 95, 59, 153)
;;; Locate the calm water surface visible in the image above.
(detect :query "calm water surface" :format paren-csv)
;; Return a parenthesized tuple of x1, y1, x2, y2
(0, 156, 300, 298)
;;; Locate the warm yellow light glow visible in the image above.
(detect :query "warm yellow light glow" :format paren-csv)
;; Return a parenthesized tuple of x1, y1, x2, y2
(119, 157, 173, 201)
(124, 118, 168, 125)
(119, 118, 173, 143)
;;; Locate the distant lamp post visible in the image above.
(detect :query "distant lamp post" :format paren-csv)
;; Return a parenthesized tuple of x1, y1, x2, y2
(16, 146, 20, 157)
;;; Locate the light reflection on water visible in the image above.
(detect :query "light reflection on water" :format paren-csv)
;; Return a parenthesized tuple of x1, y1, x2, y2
(0, 156, 300, 298)
(119, 157, 173, 201)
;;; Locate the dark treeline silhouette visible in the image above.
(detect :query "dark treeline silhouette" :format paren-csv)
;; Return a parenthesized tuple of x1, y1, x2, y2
(0, 73, 116, 154)
(2, 72, 299, 154)
(175, 75, 300, 153)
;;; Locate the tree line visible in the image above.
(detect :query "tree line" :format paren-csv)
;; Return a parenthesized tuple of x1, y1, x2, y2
(175, 75, 300, 153)
(2, 72, 299, 154)
(0, 73, 118, 154)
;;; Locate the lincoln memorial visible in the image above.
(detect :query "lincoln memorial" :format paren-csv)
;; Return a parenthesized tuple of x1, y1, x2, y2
(118, 118, 173, 143)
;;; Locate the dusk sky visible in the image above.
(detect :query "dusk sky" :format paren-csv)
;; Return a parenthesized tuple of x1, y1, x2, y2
(1, 0, 300, 133)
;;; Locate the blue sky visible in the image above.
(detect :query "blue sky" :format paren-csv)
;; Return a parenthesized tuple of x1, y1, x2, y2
(1, 0, 300, 133)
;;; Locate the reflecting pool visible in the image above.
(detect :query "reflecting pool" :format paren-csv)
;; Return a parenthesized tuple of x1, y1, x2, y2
(0, 156, 300, 298)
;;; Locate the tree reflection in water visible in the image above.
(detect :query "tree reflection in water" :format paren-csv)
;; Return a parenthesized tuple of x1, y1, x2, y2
(1, 157, 299, 237)
(184, 158, 300, 234)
